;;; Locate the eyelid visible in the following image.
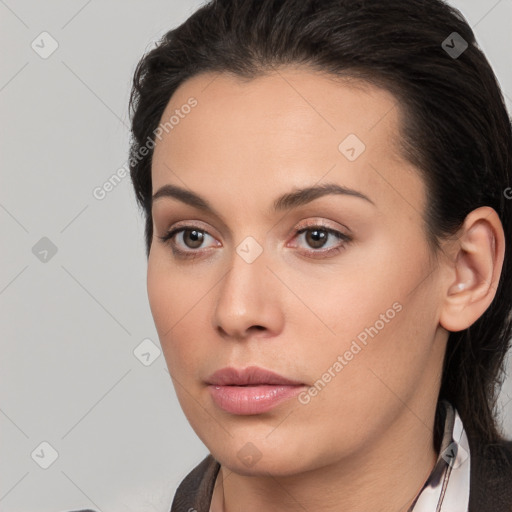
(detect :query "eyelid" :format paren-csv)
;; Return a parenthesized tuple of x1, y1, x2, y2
(156, 221, 221, 259)
(289, 218, 351, 238)
(285, 219, 352, 256)
(166, 219, 217, 233)
(161, 220, 221, 243)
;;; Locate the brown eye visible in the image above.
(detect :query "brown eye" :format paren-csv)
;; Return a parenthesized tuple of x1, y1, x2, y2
(181, 229, 205, 249)
(292, 224, 352, 257)
(158, 224, 220, 258)
(304, 228, 329, 249)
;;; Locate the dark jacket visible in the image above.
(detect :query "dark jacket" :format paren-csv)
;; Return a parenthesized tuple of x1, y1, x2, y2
(468, 438, 512, 510)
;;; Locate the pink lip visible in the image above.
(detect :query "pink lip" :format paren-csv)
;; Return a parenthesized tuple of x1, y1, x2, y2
(205, 366, 307, 415)
(205, 365, 304, 386)
(208, 384, 305, 415)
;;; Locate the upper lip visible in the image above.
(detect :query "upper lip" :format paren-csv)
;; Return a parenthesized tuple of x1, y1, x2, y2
(205, 365, 305, 386)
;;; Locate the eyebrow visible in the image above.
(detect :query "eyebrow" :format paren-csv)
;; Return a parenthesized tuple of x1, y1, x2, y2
(152, 182, 374, 215)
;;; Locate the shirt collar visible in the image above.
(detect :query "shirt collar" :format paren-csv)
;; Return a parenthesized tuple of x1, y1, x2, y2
(409, 400, 471, 512)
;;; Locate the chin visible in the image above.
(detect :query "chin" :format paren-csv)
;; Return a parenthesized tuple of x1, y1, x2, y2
(208, 437, 320, 477)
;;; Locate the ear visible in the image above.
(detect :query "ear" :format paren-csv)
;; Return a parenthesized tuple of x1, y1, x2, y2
(439, 206, 505, 332)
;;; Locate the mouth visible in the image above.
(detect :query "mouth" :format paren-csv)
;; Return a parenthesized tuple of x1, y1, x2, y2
(207, 383, 307, 415)
(205, 365, 307, 415)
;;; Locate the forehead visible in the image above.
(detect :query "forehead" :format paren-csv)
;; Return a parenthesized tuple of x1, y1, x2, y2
(151, 66, 423, 216)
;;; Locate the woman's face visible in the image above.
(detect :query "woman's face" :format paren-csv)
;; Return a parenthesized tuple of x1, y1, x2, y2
(148, 67, 448, 475)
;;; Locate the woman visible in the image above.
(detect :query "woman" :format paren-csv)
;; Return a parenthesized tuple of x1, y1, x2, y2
(124, 0, 512, 510)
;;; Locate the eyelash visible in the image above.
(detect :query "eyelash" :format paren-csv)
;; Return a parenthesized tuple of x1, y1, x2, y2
(157, 221, 352, 260)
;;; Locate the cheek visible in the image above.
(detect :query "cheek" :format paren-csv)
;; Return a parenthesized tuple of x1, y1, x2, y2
(147, 257, 198, 366)
(147, 250, 208, 330)
(292, 233, 429, 346)
(147, 252, 224, 385)
(294, 233, 438, 392)
(147, 257, 176, 334)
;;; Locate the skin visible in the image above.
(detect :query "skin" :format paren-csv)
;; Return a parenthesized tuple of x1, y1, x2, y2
(147, 66, 504, 512)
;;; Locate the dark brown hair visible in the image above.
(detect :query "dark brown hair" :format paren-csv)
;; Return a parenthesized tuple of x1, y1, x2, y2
(128, 0, 512, 446)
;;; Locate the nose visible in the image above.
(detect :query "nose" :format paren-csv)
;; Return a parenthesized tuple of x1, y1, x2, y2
(212, 245, 285, 340)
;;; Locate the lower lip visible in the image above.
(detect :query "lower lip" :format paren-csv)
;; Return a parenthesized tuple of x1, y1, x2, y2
(208, 384, 306, 415)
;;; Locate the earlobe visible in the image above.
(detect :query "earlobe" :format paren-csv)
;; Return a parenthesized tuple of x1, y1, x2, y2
(439, 207, 505, 333)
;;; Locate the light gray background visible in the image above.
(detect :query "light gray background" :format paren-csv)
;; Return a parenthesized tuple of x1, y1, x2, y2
(1, 1, 511, 511)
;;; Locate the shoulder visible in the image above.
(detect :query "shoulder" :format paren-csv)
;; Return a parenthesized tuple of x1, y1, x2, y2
(469, 437, 512, 512)
(170, 453, 221, 512)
